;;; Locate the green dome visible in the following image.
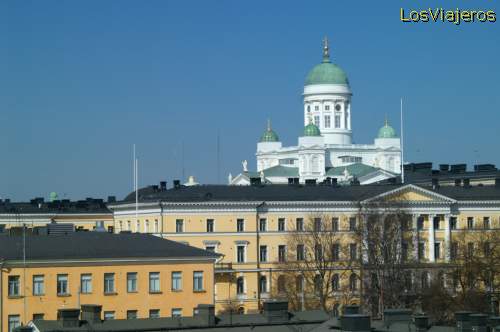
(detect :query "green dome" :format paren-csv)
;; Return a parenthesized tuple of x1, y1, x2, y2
(303, 123, 321, 136)
(259, 120, 279, 142)
(378, 119, 397, 138)
(305, 62, 349, 86)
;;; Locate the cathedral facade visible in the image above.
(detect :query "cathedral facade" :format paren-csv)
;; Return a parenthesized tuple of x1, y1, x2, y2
(231, 38, 401, 186)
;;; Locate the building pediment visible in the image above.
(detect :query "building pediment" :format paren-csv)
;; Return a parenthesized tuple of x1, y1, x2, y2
(363, 184, 456, 204)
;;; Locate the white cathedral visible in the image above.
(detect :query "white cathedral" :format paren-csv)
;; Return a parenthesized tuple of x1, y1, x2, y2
(231, 38, 401, 186)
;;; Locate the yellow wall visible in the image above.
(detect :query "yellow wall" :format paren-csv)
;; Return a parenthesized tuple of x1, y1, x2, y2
(2, 260, 214, 329)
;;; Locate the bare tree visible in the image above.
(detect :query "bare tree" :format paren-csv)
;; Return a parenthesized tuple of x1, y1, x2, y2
(275, 213, 355, 311)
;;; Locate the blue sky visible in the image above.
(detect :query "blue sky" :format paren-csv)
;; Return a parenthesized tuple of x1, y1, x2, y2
(2, 0, 499, 201)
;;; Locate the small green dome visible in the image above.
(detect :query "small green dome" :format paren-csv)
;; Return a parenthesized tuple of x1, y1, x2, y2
(49, 192, 58, 202)
(378, 119, 397, 138)
(303, 123, 321, 136)
(305, 37, 349, 86)
(259, 119, 279, 142)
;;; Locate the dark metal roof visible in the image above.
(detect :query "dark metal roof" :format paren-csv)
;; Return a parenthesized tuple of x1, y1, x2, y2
(0, 198, 112, 214)
(0, 232, 219, 262)
(120, 184, 500, 204)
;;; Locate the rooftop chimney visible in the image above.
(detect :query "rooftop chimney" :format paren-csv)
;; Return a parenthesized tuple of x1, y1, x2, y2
(288, 178, 294, 185)
(173, 180, 181, 189)
(160, 181, 167, 191)
(463, 178, 471, 188)
(432, 178, 439, 190)
(305, 179, 316, 186)
(455, 179, 462, 187)
(250, 177, 262, 185)
(439, 164, 450, 172)
(57, 308, 80, 328)
(341, 314, 371, 332)
(81, 304, 102, 324)
(455, 311, 473, 332)
(195, 304, 215, 326)
(107, 196, 116, 203)
(332, 178, 338, 186)
(262, 300, 289, 323)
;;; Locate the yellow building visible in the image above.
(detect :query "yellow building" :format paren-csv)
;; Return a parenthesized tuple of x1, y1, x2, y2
(109, 182, 500, 314)
(0, 197, 114, 232)
(0, 231, 218, 332)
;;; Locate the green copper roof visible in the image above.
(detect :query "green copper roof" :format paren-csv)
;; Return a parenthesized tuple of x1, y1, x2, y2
(378, 119, 397, 138)
(325, 163, 380, 178)
(305, 37, 349, 86)
(263, 165, 299, 177)
(303, 123, 321, 136)
(259, 119, 280, 142)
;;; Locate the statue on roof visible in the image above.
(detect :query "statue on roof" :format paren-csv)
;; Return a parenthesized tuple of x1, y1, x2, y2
(242, 160, 248, 172)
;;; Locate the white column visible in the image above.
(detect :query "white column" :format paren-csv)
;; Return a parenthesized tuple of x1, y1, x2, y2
(444, 214, 451, 262)
(347, 103, 351, 130)
(428, 214, 436, 262)
(412, 214, 419, 261)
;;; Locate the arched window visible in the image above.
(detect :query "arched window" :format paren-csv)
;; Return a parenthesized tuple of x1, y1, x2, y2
(349, 273, 357, 291)
(314, 275, 322, 295)
(277, 275, 286, 293)
(332, 274, 340, 291)
(237, 307, 245, 315)
(296, 275, 303, 292)
(237, 277, 245, 294)
(307, 105, 311, 112)
(259, 276, 267, 293)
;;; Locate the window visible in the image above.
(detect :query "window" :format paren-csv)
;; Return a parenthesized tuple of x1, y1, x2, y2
(149, 309, 160, 318)
(57, 274, 68, 295)
(325, 105, 330, 111)
(104, 311, 115, 320)
(32, 275, 44, 296)
(136, 220, 140, 232)
(145, 220, 149, 233)
(350, 243, 357, 260)
(193, 271, 204, 291)
(104, 273, 115, 294)
(237, 245, 245, 263)
(332, 243, 340, 261)
(206, 219, 214, 232)
(237, 277, 245, 294)
(259, 218, 267, 232)
(334, 113, 341, 128)
(127, 310, 138, 319)
(154, 219, 159, 233)
(297, 244, 305, 261)
(8, 276, 20, 297)
(467, 217, 474, 229)
(278, 218, 286, 231)
(315, 244, 323, 261)
(314, 105, 319, 111)
(127, 220, 131, 230)
(483, 217, 490, 229)
(418, 242, 425, 260)
(127, 272, 137, 292)
(259, 245, 268, 262)
(434, 243, 441, 260)
(417, 216, 424, 230)
(8, 315, 20, 332)
(314, 115, 320, 126)
(237, 219, 245, 232)
(296, 275, 303, 292)
(324, 115, 331, 128)
(451, 242, 458, 260)
(349, 217, 356, 231)
(332, 274, 340, 290)
(259, 276, 267, 293)
(172, 272, 182, 291)
(314, 217, 322, 231)
(332, 217, 339, 231)
(349, 274, 358, 291)
(33, 313, 44, 320)
(176, 219, 184, 233)
(80, 274, 92, 294)
(450, 217, 457, 230)
(172, 308, 182, 317)
(296, 218, 304, 231)
(271, 275, 282, 293)
(433, 217, 440, 230)
(149, 272, 160, 293)
(278, 245, 286, 262)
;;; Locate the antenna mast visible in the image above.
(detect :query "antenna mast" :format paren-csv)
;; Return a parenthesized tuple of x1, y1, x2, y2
(400, 98, 405, 184)
(216, 131, 220, 184)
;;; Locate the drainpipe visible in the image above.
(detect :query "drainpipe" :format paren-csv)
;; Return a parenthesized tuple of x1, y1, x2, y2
(256, 202, 265, 311)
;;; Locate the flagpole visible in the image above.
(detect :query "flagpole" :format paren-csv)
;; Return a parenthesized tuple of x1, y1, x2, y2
(400, 98, 405, 184)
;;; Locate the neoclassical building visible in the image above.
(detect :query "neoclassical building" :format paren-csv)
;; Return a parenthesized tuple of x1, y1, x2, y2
(231, 38, 401, 186)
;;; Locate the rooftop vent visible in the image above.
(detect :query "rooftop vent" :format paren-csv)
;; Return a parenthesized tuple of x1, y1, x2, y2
(455, 179, 462, 187)
(107, 196, 116, 203)
(151, 185, 159, 192)
(474, 164, 497, 172)
(160, 181, 167, 191)
(350, 178, 360, 186)
(305, 179, 316, 186)
(57, 308, 80, 328)
(173, 180, 181, 189)
(250, 177, 261, 186)
(432, 178, 439, 190)
(341, 314, 371, 332)
(262, 300, 289, 323)
(288, 178, 294, 185)
(81, 304, 102, 324)
(463, 178, 471, 188)
(451, 164, 467, 173)
(439, 164, 450, 172)
(332, 178, 338, 186)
